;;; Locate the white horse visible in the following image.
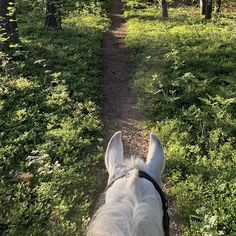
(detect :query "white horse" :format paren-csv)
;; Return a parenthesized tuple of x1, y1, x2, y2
(87, 131, 169, 236)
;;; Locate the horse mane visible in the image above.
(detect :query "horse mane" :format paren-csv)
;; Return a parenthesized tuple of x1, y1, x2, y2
(86, 156, 163, 236)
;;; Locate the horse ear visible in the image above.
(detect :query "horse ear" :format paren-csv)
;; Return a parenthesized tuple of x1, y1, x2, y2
(146, 134, 165, 178)
(105, 131, 123, 175)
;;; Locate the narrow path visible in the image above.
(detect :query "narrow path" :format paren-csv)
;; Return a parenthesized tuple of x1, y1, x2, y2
(102, 0, 148, 157)
(101, 0, 181, 235)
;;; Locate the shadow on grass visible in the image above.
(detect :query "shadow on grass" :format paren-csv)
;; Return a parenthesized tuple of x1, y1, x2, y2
(0, 13, 107, 235)
(1, 21, 103, 155)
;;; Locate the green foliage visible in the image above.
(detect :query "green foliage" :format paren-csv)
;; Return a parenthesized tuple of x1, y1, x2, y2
(165, 0, 236, 7)
(124, 3, 236, 235)
(0, 0, 109, 235)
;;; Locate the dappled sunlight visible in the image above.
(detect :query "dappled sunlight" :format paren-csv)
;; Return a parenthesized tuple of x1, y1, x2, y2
(0, 1, 109, 235)
(1, 0, 235, 235)
(125, 2, 236, 235)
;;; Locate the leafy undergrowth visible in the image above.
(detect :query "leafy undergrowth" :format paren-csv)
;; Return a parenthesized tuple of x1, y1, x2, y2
(0, 1, 109, 235)
(124, 2, 236, 235)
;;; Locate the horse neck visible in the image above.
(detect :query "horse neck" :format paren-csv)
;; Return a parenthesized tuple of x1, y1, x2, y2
(103, 175, 164, 236)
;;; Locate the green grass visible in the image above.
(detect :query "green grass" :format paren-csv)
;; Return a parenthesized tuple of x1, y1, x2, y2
(0, 1, 109, 235)
(124, 2, 236, 235)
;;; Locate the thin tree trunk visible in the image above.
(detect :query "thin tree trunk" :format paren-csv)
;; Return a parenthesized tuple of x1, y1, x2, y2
(215, 0, 221, 13)
(45, 0, 61, 30)
(200, 0, 206, 15)
(0, 0, 19, 50)
(161, 0, 168, 18)
(205, 0, 212, 19)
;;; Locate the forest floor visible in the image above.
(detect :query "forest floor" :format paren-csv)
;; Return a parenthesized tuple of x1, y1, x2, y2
(101, 0, 181, 235)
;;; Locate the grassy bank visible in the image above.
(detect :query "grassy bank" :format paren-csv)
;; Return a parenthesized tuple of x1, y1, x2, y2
(0, 1, 109, 235)
(124, 2, 236, 235)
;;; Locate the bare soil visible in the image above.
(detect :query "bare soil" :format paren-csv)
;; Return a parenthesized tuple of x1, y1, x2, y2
(101, 0, 181, 235)
(102, 0, 149, 158)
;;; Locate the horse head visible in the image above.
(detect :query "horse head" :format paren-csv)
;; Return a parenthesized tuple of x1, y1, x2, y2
(87, 131, 169, 236)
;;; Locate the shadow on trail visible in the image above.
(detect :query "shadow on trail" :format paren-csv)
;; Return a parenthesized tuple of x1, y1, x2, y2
(101, 0, 149, 158)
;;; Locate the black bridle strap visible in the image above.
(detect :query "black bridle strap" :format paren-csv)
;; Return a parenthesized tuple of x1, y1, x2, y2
(138, 170, 170, 236)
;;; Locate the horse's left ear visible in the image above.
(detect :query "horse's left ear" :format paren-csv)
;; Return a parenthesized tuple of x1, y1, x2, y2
(146, 134, 165, 179)
(105, 131, 124, 176)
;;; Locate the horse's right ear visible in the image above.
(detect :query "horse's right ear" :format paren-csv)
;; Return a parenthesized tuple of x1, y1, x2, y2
(146, 134, 165, 180)
(105, 131, 123, 176)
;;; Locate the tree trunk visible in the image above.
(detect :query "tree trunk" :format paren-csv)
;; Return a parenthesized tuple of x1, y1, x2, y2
(205, 0, 212, 19)
(0, 0, 19, 50)
(161, 0, 168, 18)
(200, 0, 206, 15)
(215, 0, 221, 13)
(45, 0, 61, 30)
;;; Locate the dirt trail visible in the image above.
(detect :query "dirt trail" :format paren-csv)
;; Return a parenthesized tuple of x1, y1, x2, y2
(101, 0, 181, 235)
(102, 0, 149, 157)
